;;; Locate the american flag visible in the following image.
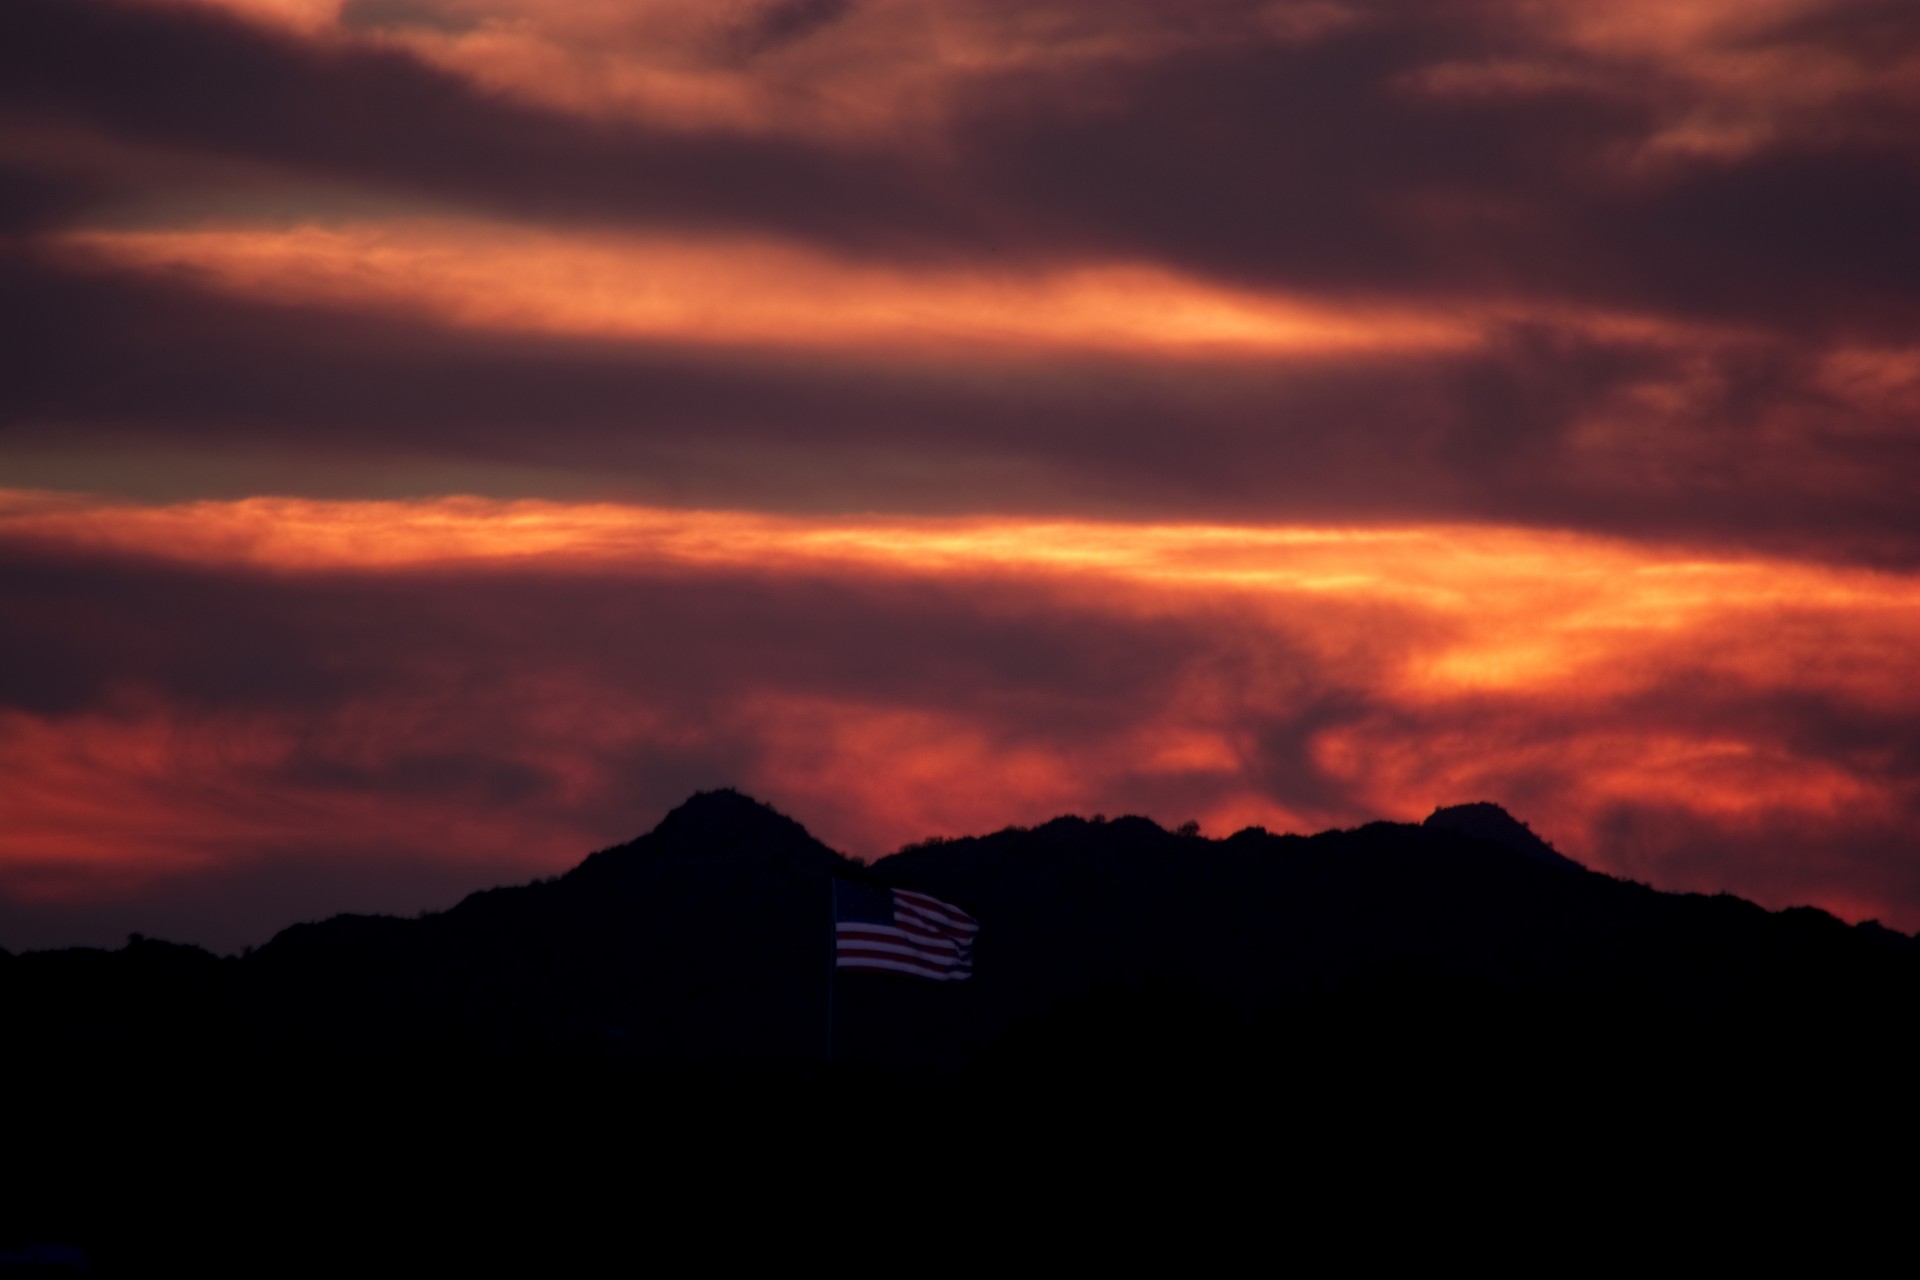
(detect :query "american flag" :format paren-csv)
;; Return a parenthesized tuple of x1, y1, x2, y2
(834, 881, 978, 981)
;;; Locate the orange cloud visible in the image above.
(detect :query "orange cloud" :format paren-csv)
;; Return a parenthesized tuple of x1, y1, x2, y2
(5, 490, 1913, 700)
(0, 704, 554, 879)
(5, 487, 1917, 928)
(53, 221, 1478, 357)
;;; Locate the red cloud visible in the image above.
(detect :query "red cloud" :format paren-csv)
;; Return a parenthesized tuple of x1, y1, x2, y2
(4, 493, 1917, 950)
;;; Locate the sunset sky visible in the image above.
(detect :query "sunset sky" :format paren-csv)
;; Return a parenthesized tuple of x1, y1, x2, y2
(4, 0, 1919, 951)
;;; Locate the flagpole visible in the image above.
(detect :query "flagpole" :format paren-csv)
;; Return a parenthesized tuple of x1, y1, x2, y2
(825, 878, 837, 1065)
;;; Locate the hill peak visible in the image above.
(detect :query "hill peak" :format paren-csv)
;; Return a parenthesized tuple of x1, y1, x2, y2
(655, 788, 810, 840)
(568, 789, 854, 886)
(1423, 802, 1585, 873)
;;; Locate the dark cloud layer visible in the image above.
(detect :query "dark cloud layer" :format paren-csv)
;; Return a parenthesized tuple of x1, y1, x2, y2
(0, 542, 1207, 732)
(4, 0, 1917, 325)
(729, 0, 858, 59)
(0, 0, 1915, 560)
(7, 251, 1918, 562)
(0, 0, 963, 253)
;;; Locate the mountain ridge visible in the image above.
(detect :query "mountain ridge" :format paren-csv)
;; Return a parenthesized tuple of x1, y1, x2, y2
(6, 789, 1915, 1074)
(12, 786, 1919, 1270)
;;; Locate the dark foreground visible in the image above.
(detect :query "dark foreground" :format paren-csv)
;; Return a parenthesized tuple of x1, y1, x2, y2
(12, 1006, 1914, 1274)
(8, 792, 1918, 1270)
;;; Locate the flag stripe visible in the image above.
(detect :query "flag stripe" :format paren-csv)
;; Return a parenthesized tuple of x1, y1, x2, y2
(894, 893, 979, 933)
(839, 955, 974, 975)
(893, 911, 976, 941)
(896, 897, 973, 927)
(838, 954, 972, 971)
(888, 915, 973, 942)
(835, 933, 965, 961)
(892, 919, 974, 944)
(836, 937, 971, 956)
(836, 939, 972, 965)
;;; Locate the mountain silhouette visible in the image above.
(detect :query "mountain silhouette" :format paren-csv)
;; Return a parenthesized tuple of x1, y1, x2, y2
(9, 788, 1915, 1067)
(239, 788, 866, 1060)
(1422, 800, 1585, 872)
(10, 789, 1918, 1270)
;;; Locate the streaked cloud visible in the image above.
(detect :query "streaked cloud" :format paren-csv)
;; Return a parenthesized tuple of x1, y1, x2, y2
(3, 0, 1917, 948)
(55, 221, 1477, 356)
(5, 492, 1917, 950)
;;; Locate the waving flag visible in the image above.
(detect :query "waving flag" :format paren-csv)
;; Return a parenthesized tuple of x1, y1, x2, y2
(834, 881, 978, 981)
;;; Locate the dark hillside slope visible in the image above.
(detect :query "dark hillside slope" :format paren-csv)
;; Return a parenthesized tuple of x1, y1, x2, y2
(239, 788, 862, 1060)
(7, 789, 1917, 1074)
(868, 811, 1919, 1072)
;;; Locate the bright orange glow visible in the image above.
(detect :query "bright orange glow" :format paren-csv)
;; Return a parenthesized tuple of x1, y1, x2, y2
(5, 486, 1917, 921)
(139, 0, 339, 35)
(54, 222, 1478, 357)
(0, 704, 599, 892)
(6, 490, 1915, 706)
